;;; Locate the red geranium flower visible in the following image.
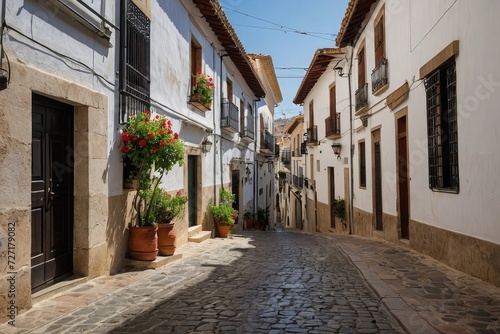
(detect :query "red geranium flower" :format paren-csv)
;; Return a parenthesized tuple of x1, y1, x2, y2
(174, 133, 179, 140)
(121, 145, 130, 153)
(145, 110, 151, 115)
(148, 133, 154, 139)
(121, 132, 131, 142)
(144, 118, 149, 122)
(159, 141, 166, 146)
(139, 139, 147, 147)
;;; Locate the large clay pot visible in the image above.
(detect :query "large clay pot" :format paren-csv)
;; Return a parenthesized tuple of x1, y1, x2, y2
(128, 225, 158, 261)
(217, 224, 232, 238)
(157, 223, 176, 256)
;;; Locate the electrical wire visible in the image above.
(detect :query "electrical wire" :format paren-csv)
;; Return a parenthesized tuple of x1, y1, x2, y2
(223, 6, 337, 41)
(4, 23, 115, 87)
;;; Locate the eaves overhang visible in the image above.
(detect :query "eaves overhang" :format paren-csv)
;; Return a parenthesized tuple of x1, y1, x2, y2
(336, 0, 378, 47)
(192, 0, 266, 98)
(293, 48, 344, 105)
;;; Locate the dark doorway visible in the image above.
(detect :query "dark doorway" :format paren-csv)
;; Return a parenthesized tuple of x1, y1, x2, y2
(187, 155, 198, 227)
(329, 167, 335, 229)
(398, 116, 410, 239)
(231, 170, 240, 223)
(31, 94, 74, 292)
(373, 130, 383, 231)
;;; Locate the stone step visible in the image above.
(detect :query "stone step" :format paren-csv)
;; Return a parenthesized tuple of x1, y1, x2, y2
(188, 231, 212, 243)
(32, 276, 88, 305)
(188, 225, 202, 238)
(124, 254, 183, 270)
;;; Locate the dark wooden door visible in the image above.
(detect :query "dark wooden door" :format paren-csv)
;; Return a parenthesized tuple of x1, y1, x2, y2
(374, 139, 383, 231)
(329, 167, 335, 228)
(187, 155, 198, 227)
(398, 116, 410, 239)
(31, 95, 74, 292)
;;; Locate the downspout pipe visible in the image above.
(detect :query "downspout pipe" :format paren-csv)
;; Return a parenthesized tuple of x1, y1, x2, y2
(0, 0, 5, 68)
(218, 53, 230, 197)
(347, 46, 354, 235)
(253, 99, 258, 221)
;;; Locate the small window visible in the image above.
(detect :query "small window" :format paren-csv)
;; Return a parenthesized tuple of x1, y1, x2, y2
(425, 61, 459, 192)
(359, 141, 366, 187)
(374, 10, 385, 66)
(309, 100, 314, 126)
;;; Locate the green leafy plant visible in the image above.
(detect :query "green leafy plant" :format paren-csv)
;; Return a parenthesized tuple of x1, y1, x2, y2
(243, 210, 254, 220)
(210, 189, 238, 226)
(332, 197, 346, 222)
(192, 72, 215, 105)
(151, 189, 187, 224)
(256, 206, 270, 224)
(121, 110, 185, 226)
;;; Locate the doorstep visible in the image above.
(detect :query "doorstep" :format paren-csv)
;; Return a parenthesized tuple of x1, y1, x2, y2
(124, 254, 183, 270)
(32, 275, 89, 305)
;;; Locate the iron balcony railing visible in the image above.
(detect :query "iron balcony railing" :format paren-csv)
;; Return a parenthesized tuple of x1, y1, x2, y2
(306, 125, 318, 145)
(241, 115, 254, 140)
(260, 129, 275, 153)
(325, 113, 341, 138)
(371, 58, 388, 93)
(355, 83, 368, 111)
(221, 99, 239, 133)
(293, 175, 304, 189)
(281, 150, 291, 165)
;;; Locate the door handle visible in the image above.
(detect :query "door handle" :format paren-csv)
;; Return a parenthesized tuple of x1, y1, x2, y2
(46, 179, 54, 211)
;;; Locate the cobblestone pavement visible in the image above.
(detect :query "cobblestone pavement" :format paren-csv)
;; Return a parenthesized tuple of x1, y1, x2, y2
(1, 228, 500, 333)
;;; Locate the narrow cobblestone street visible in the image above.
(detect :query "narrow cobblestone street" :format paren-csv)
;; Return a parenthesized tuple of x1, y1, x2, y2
(2, 228, 500, 333)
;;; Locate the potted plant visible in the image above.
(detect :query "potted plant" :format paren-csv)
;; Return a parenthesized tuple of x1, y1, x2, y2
(243, 210, 254, 230)
(190, 71, 215, 111)
(121, 110, 185, 261)
(256, 206, 270, 231)
(332, 197, 346, 224)
(152, 189, 187, 256)
(209, 189, 238, 238)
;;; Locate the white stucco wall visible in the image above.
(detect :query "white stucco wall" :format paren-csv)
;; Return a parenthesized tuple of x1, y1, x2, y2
(349, 0, 500, 244)
(407, 0, 500, 244)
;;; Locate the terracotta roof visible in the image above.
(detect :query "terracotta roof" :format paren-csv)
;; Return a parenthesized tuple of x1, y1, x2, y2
(336, 0, 378, 47)
(293, 48, 344, 105)
(247, 54, 283, 104)
(192, 0, 266, 98)
(285, 115, 304, 135)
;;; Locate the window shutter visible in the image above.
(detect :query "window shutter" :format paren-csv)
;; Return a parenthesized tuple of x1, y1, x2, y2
(374, 17, 385, 65)
(358, 47, 365, 87)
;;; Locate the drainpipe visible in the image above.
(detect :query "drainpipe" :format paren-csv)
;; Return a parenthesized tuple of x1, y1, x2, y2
(347, 46, 354, 235)
(253, 99, 258, 221)
(218, 53, 230, 197)
(0, 0, 5, 68)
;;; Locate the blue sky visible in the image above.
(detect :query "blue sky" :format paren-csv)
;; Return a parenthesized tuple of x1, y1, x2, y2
(221, 0, 350, 120)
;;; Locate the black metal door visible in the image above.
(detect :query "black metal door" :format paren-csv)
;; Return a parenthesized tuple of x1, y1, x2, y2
(31, 95, 74, 292)
(374, 141, 383, 231)
(188, 155, 197, 227)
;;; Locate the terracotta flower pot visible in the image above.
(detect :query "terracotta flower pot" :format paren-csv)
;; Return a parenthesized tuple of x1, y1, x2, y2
(128, 225, 158, 261)
(217, 224, 232, 238)
(157, 223, 176, 256)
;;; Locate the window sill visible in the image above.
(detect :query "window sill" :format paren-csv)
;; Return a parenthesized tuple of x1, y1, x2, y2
(190, 95, 212, 112)
(355, 105, 369, 117)
(372, 82, 389, 96)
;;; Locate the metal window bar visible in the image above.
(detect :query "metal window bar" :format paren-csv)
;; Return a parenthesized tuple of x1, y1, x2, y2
(221, 99, 239, 132)
(425, 69, 443, 189)
(371, 58, 388, 93)
(446, 63, 459, 190)
(355, 83, 368, 111)
(120, 1, 151, 123)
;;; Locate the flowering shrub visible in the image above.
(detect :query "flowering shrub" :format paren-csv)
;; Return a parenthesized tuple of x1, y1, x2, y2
(152, 190, 188, 224)
(209, 189, 238, 226)
(192, 71, 215, 105)
(121, 110, 185, 226)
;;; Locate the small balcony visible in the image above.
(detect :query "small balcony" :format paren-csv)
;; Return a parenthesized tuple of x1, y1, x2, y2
(300, 142, 307, 155)
(221, 98, 239, 133)
(306, 125, 318, 145)
(260, 129, 275, 154)
(241, 115, 254, 140)
(325, 113, 341, 139)
(355, 83, 368, 115)
(371, 58, 388, 95)
(292, 175, 304, 189)
(281, 150, 291, 165)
